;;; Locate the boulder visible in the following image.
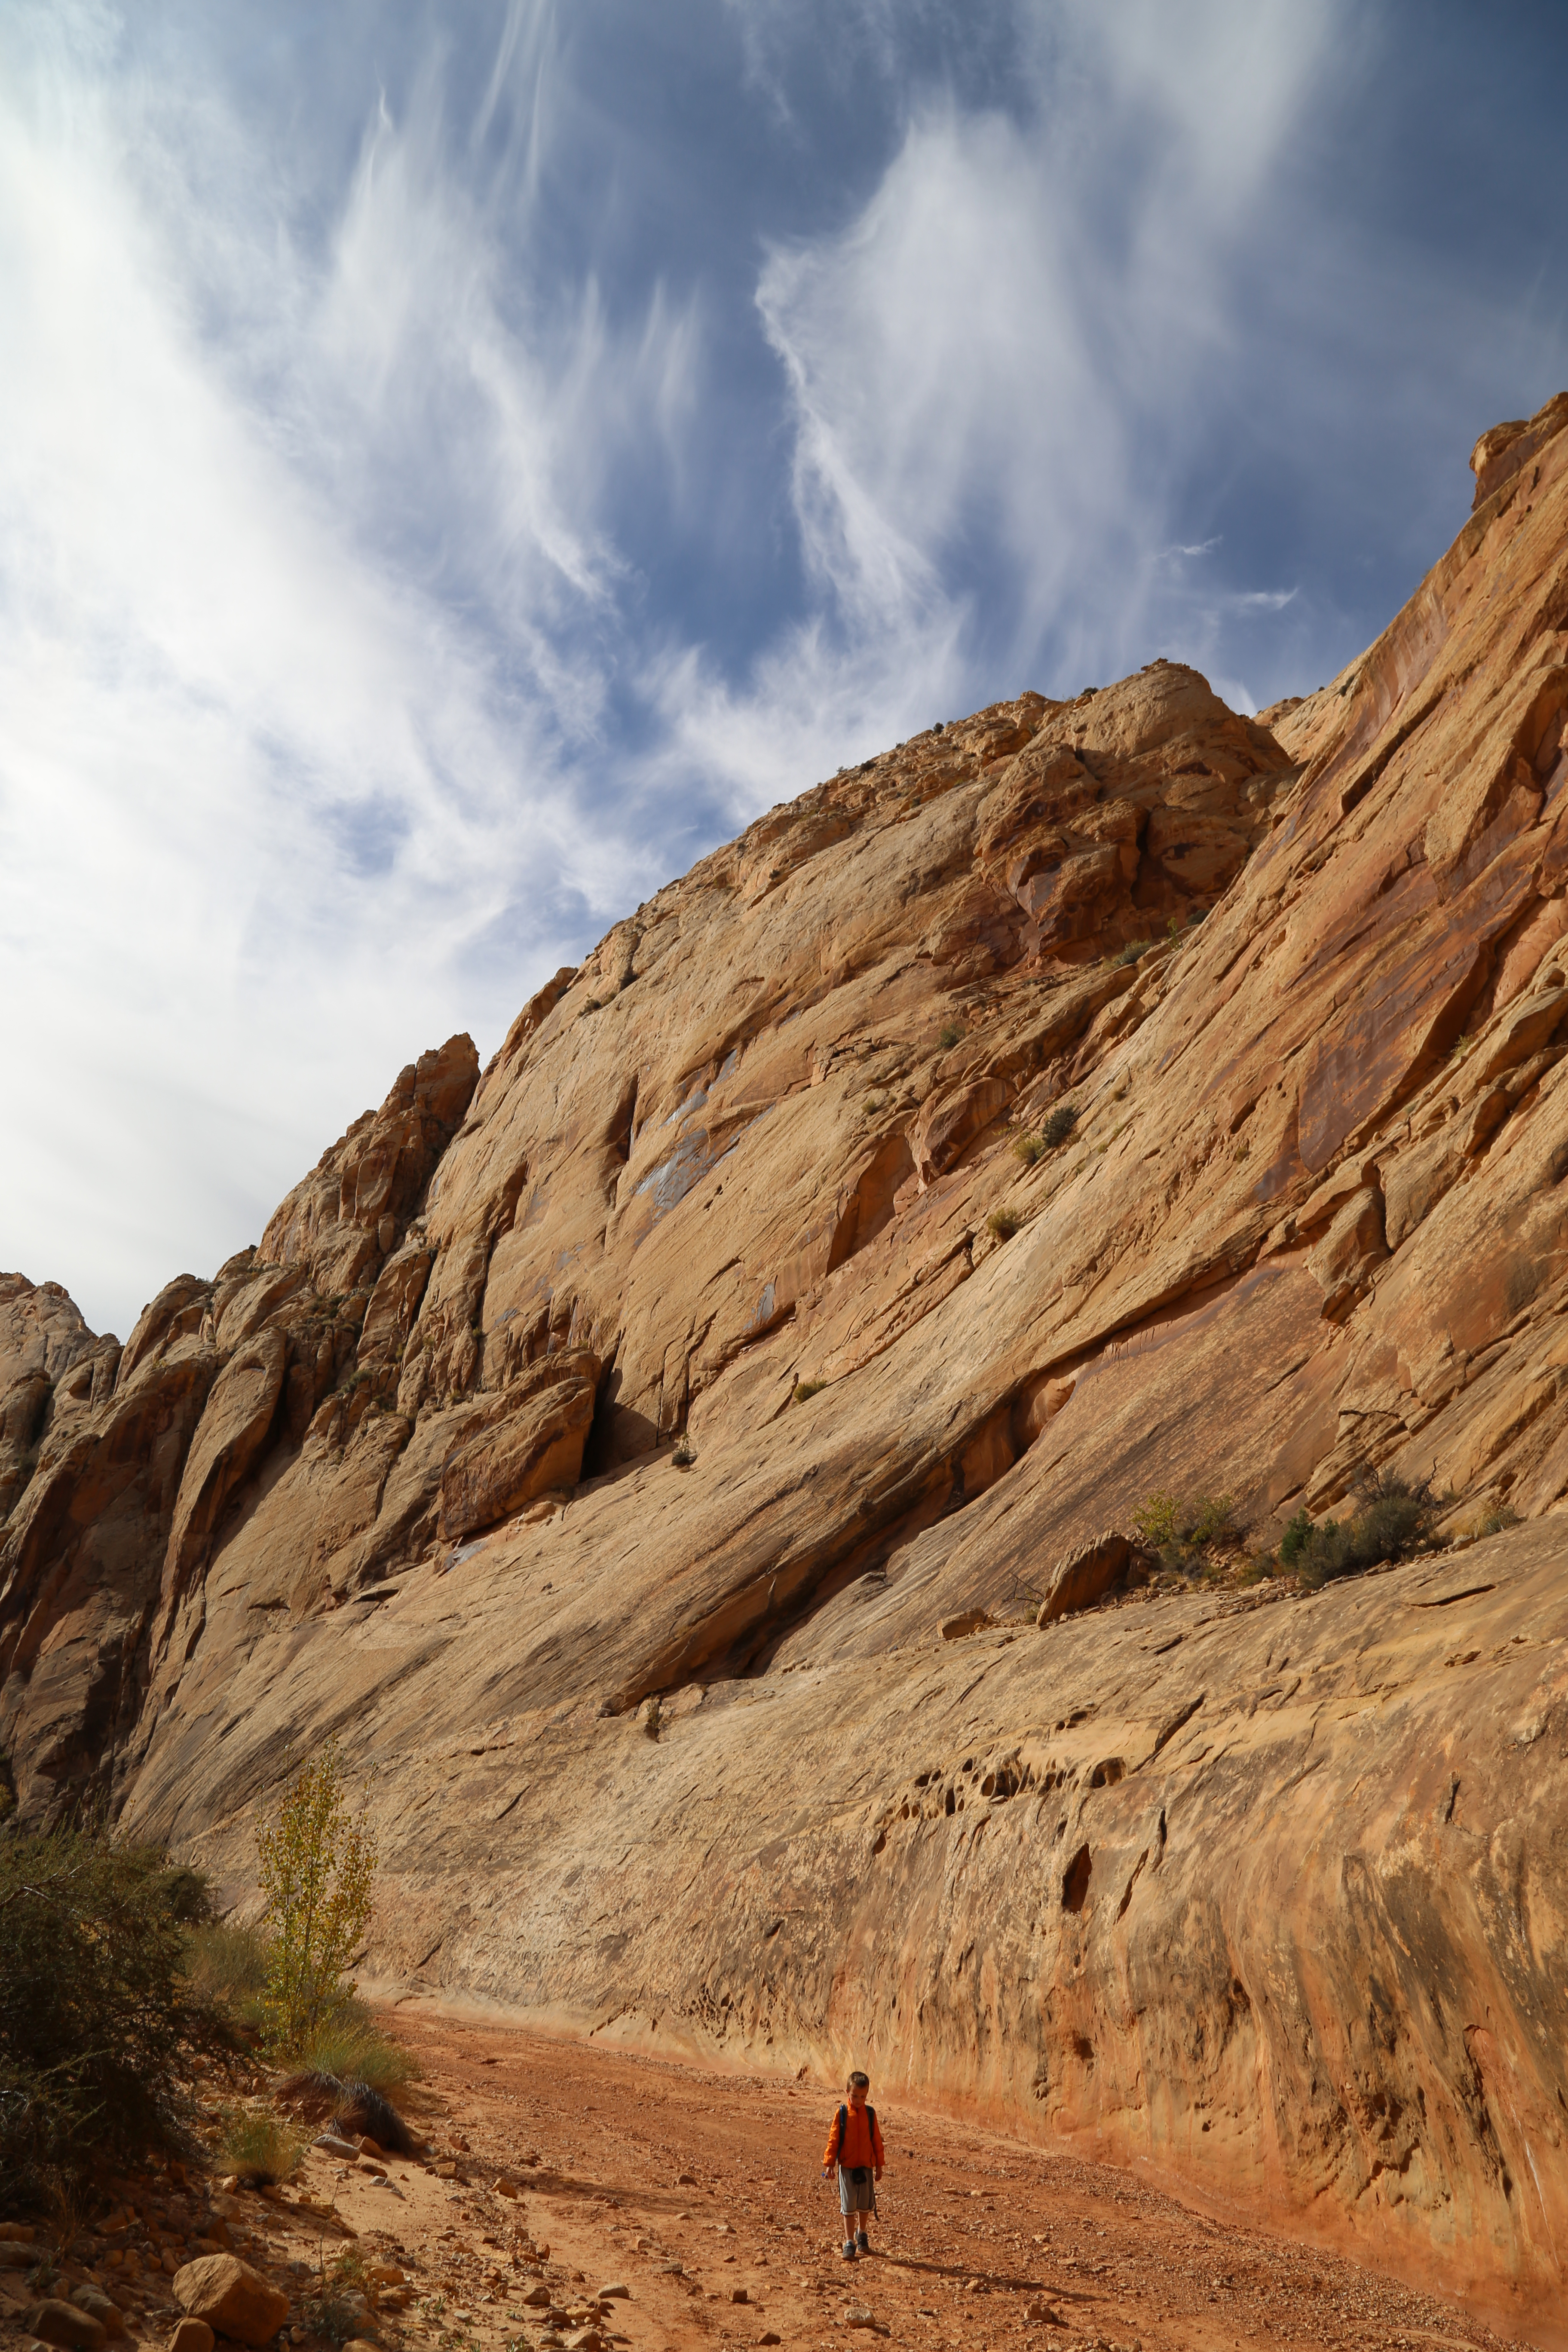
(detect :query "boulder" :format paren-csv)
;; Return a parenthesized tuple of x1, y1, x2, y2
(1036, 1531, 1131, 1625)
(169, 2323, 216, 2352)
(172, 2257, 289, 2346)
(23, 2304, 104, 2352)
(67, 2290, 125, 2340)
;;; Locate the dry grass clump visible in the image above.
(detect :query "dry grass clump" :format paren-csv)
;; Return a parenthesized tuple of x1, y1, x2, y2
(219, 2106, 307, 2185)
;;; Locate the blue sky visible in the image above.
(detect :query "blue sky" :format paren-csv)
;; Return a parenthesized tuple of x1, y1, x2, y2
(3, 0, 1567, 1339)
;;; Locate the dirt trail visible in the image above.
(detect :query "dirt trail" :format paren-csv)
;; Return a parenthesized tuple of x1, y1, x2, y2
(346, 2012, 1551, 2352)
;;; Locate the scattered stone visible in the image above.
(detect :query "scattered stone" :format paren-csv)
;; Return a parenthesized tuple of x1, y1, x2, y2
(67, 2290, 125, 2339)
(0, 2224, 37, 2243)
(518, 2284, 552, 2307)
(22, 2302, 104, 2351)
(172, 2256, 290, 2347)
(759, 2335, 783, 2347)
(170, 2322, 216, 2352)
(594, 2282, 629, 2299)
(730, 2285, 748, 2302)
(0, 2245, 36, 2269)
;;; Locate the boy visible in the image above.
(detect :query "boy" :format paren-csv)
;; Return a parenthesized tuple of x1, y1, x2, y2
(822, 2069, 885, 2260)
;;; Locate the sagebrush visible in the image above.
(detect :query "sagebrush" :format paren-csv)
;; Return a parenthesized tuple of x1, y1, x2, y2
(0, 1829, 209, 2205)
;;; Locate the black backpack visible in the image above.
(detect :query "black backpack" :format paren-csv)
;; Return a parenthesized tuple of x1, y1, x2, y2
(835, 2102, 877, 2171)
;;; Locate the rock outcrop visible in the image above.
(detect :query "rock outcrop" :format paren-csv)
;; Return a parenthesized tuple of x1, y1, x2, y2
(5, 390, 1568, 2317)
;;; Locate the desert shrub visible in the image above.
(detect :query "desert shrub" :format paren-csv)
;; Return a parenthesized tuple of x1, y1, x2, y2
(306, 2246, 372, 2346)
(1116, 939, 1151, 965)
(938, 1022, 962, 1049)
(0, 1829, 208, 2205)
(1478, 1502, 1522, 1536)
(791, 1379, 825, 1404)
(1131, 1492, 1181, 1549)
(986, 1209, 1019, 1242)
(1292, 1471, 1440, 1589)
(672, 1435, 695, 1468)
(220, 2106, 306, 2185)
(1277, 1507, 1312, 1568)
(257, 1746, 377, 2055)
(1130, 1491, 1237, 1575)
(1012, 1134, 1044, 1167)
(1042, 1104, 1079, 1149)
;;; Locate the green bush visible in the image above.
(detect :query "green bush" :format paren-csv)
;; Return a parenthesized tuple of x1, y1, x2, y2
(1289, 1472, 1439, 1589)
(0, 1829, 208, 2205)
(1011, 1134, 1044, 1167)
(1116, 938, 1151, 965)
(938, 1022, 961, 1049)
(1042, 1104, 1079, 1148)
(986, 1209, 1019, 1242)
(1130, 1491, 1237, 1575)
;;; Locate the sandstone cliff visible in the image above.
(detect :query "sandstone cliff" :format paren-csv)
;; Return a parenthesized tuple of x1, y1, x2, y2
(5, 392, 1568, 2317)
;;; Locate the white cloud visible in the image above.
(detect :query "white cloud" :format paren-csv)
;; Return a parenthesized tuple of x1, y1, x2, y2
(0, 6, 685, 1334)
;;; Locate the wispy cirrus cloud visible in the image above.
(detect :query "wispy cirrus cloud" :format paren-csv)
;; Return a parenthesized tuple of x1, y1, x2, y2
(3, 0, 1566, 1333)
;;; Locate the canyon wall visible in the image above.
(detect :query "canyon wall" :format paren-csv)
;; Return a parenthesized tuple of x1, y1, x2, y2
(4, 392, 1568, 2313)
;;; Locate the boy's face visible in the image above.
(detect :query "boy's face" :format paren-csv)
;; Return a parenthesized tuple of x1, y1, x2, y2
(849, 2084, 868, 2109)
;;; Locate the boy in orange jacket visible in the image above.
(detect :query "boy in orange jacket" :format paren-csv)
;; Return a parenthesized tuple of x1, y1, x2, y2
(822, 2070, 885, 2260)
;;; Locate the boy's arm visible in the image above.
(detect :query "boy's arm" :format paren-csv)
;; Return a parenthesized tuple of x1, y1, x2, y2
(872, 2113, 885, 2174)
(822, 2113, 841, 2173)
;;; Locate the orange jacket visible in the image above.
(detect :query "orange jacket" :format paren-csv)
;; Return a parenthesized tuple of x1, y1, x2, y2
(824, 2101, 884, 2171)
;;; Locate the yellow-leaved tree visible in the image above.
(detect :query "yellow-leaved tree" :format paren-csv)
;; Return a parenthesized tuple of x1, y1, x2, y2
(256, 1745, 377, 2053)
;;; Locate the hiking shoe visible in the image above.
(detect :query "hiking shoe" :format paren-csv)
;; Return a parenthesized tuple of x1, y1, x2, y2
(841, 2240, 857, 2261)
(855, 2231, 870, 2254)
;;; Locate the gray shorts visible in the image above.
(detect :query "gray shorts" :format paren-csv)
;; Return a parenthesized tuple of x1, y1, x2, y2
(837, 2164, 876, 2216)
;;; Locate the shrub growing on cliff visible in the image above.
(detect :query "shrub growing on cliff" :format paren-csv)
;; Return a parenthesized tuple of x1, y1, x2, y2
(1131, 1491, 1237, 1575)
(0, 1828, 208, 2204)
(257, 1747, 378, 2055)
(1287, 1471, 1440, 1589)
(986, 1209, 1019, 1242)
(1042, 1104, 1079, 1149)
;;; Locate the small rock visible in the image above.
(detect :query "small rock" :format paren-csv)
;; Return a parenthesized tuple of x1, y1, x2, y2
(22, 2302, 104, 2351)
(0, 2224, 37, 2243)
(518, 2284, 552, 2307)
(564, 2332, 601, 2352)
(170, 2323, 215, 2352)
(843, 2308, 875, 2329)
(68, 2290, 125, 2340)
(0, 2245, 36, 2269)
(1023, 2297, 1059, 2322)
(759, 2336, 783, 2347)
(172, 2256, 289, 2348)
(344, 2340, 380, 2352)
(676, 2171, 697, 2186)
(594, 2282, 630, 2299)
(940, 1609, 992, 1642)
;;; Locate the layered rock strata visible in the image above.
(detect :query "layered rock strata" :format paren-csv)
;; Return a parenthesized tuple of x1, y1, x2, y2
(4, 391, 1568, 2310)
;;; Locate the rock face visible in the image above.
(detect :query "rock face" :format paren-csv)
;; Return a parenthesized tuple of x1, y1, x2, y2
(5, 392, 1568, 2312)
